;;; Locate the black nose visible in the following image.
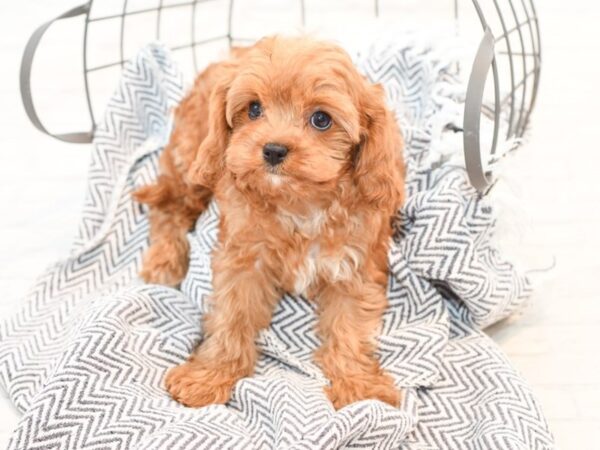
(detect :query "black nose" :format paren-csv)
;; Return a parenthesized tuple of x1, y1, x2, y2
(263, 143, 288, 166)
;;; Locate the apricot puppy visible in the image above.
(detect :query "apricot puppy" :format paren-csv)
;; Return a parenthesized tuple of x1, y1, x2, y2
(135, 36, 405, 410)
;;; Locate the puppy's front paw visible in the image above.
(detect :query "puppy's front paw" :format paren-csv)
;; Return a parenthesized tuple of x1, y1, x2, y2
(325, 372, 402, 410)
(165, 361, 236, 407)
(140, 242, 188, 287)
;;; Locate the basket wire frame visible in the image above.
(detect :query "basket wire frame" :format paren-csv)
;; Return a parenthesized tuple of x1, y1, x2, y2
(20, 0, 541, 192)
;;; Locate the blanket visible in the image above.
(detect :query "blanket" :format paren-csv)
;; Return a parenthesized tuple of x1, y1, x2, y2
(0, 42, 555, 449)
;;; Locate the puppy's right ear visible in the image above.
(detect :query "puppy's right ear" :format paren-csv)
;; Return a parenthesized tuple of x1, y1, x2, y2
(186, 63, 236, 189)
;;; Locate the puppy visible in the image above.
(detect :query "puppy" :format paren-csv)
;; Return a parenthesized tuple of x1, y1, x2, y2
(135, 36, 405, 410)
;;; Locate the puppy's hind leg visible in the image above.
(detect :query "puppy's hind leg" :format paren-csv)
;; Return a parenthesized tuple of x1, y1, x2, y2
(135, 176, 211, 287)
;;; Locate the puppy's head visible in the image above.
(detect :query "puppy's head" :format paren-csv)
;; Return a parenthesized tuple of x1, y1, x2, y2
(189, 36, 404, 212)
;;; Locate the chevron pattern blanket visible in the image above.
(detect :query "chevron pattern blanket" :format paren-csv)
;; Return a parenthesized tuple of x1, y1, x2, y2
(0, 43, 555, 449)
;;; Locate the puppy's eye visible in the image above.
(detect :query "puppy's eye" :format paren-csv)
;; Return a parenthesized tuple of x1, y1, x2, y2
(248, 101, 263, 120)
(310, 111, 332, 131)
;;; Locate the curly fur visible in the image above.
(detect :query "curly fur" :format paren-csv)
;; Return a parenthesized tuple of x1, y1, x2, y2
(135, 36, 406, 410)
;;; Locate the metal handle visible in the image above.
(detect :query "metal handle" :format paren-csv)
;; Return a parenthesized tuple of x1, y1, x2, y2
(463, 26, 500, 192)
(20, 2, 94, 144)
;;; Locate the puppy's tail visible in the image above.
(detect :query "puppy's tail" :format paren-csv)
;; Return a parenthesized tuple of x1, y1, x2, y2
(133, 179, 172, 207)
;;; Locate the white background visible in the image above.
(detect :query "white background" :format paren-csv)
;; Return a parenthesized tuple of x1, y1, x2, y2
(0, 1, 599, 448)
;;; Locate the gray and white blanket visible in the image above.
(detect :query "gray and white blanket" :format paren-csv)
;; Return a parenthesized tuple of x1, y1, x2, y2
(0, 42, 555, 449)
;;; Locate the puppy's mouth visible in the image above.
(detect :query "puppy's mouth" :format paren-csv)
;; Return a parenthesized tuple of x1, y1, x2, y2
(263, 163, 287, 186)
(264, 163, 282, 174)
(266, 173, 285, 187)
(263, 160, 287, 176)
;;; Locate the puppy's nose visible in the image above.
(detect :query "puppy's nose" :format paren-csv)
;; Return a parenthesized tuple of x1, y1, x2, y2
(263, 143, 288, 166)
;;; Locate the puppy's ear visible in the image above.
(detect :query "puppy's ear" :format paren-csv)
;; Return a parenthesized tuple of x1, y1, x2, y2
(353, 83, 405, 214)
(186, 62, 237, 189)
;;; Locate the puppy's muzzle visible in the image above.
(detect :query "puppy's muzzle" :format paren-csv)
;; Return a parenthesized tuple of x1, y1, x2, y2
(263, 143, 288, 166)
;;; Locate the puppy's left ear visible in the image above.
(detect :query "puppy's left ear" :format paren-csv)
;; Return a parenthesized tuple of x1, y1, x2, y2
(353, 83, 406, 214)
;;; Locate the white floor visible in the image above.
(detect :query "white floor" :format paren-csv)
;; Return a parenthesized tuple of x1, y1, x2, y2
(0, 1, 599, 449)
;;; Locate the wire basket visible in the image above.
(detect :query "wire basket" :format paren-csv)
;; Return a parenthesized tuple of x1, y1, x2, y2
(19, 0, 541, 192)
